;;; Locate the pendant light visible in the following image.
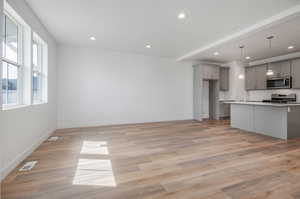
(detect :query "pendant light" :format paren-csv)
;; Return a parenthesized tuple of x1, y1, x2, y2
(238, 45, 245, 79)
(266, 36, 274, 76)
(266, 68, 274, 76)
(239, 45, 245, 60)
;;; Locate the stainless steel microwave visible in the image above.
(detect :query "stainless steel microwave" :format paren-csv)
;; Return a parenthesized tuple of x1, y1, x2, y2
(267, 76, 292, 89)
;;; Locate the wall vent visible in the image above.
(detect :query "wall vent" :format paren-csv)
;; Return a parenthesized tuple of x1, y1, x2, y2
(48, 136, 60, 142)
(19, 161, 38, 172)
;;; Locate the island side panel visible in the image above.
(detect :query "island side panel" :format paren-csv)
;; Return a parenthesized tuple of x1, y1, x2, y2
(253, 106, 287, 139)
(231, 104, 254, 132)
(287, 106, 300, 139)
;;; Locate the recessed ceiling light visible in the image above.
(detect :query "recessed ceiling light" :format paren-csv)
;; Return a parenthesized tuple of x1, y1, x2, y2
(214, 52, 219, 56)
(146, 44, 152, 49)
(245, 56, 251, 60)
(178, 12, 186, 19)
(288, 46, 294, 49)
(90, 36, 96, 41)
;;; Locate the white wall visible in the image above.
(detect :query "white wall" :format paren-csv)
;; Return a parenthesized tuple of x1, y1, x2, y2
(0, 0, 57, 180)
(57, 46, 193, 129)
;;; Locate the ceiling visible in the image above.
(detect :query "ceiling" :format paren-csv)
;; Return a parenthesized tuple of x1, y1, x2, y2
(188, 14, 300, 63)
(25, 0, 300, 59)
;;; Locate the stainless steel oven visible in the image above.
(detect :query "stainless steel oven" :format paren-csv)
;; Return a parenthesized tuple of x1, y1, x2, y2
(267, 76, 292, 89)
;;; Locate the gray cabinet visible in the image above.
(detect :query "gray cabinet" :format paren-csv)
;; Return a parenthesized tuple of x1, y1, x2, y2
(202, 65, 219, 80)
(291, 58, 300, 88)
(245, 65, 267, 90)
(268, 61, 291, 78)
(255, 65, 267, 90)
(219, 67, 229, 91)
(281, 61, 291, 77)
(219, 102, 230, 118)
(245, 67, 256, 90)
(268, 62, 281, 78)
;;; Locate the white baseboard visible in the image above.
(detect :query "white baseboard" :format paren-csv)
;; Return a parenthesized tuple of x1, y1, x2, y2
(0, 129, 54, 181)
(57, 118, 195, 130)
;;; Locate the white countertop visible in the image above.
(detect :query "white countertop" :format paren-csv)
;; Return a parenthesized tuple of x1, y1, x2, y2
(224, 101, 300, 107)
(219, 99, 236, 102)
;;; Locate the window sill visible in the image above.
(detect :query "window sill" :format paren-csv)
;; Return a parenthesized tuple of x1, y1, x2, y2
(2, 102, 48, 111)
(33, 101, 48, 106)
(2, 104, 30, 111)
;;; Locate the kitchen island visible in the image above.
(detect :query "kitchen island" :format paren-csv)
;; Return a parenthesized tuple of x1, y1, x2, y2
(225, 101, 300, 139)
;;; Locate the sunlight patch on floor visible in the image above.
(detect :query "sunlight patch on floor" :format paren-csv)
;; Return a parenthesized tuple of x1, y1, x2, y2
(72, 159, 116, 186)
(80, 141, 109, 155)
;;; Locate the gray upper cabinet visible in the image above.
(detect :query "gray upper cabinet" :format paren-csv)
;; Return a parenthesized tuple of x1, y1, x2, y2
(291, 58, 300, 89)
(245, 66, 256, 90)
(245, 59, 299, 91)
(202, 65, 219, 80)
(255, 65, 267, 90)
(245, 65, 267, 90)
(281, 61, 291, 77)
(211, 66, 219, 79)
(219, 67, 229, 91)
(268, 61, 291, 78)
(268, 62, 281, 78)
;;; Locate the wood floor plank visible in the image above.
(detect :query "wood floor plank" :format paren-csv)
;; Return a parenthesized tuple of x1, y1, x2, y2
(2, 120, 300, 199)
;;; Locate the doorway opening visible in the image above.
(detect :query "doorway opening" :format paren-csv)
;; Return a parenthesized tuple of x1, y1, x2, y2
(202, 80, 218, 120)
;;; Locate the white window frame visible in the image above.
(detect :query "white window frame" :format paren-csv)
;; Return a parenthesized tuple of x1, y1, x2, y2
(32, 33, 47, 105)
(2, 11, 24, 108)
(32, 36, 42, 104)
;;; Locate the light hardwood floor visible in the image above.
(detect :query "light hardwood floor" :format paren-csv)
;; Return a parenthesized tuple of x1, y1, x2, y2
(2, 120, 300, 199)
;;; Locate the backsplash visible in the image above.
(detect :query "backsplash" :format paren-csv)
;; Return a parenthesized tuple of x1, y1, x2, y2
(247, 89, 300, 102)
(219, 91, 231, 100)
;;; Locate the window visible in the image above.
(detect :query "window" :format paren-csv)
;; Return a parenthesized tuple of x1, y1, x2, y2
(2, 13, 22, 105)
(32, 33, 47, 104)
(1, 2, 48, 109)
(2, 62, 19, 105)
